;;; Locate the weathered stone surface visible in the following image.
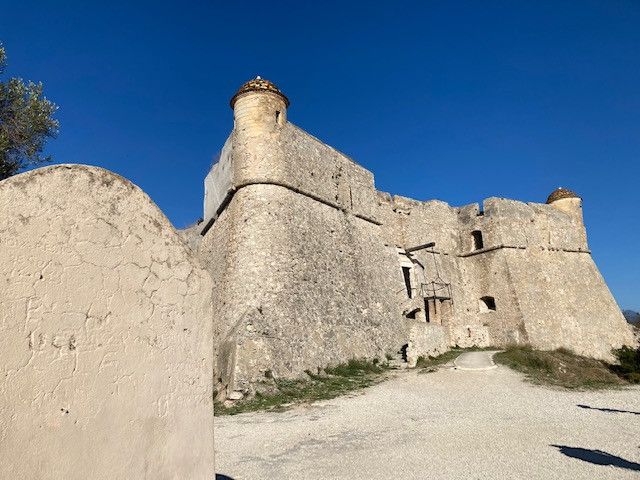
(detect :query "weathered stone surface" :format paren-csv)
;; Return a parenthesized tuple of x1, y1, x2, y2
(407, 323, 448, 367)
(378, 195, 634, 360)
(200, 183, 402, 392)
(0, 165, 215, 479)
(201, 80, 634, 395)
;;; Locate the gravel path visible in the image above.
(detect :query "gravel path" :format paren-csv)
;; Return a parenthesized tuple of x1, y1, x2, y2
(453, 350, 499, 370)
(215, 364, 640, 480)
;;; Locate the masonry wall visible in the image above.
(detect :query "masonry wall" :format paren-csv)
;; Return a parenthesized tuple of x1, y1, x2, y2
(376, 194, 492, 348)
(202, 90, 634, 393)
(0, 165, 215, 479)
(201, 100, 405, 394)
(202, 187, 405, 393)
(374, 190, 633, 360)
(505, 249, 634, 360)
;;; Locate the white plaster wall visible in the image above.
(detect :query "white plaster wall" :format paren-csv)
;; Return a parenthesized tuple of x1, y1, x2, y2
(0, 165, 215, 479)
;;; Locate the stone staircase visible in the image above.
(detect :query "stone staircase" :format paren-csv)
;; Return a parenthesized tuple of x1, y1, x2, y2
(387, 352, 409, 370)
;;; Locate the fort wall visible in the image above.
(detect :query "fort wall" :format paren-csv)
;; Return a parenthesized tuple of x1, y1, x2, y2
(200, 77, 634, 394)
(201, 121, 406, 392)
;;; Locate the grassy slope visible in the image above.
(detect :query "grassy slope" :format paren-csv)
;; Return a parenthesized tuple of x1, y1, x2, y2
(494, 346, 628, 390)
(217, 345, 640, 414)
(415, 350, 462, 371)
(215, 359, 390, 416)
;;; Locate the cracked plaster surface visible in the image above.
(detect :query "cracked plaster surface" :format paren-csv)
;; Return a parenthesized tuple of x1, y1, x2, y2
(0, 165, 215, 480)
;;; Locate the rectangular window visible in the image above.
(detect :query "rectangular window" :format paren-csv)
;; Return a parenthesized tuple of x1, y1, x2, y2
(472, 230, 484, 250)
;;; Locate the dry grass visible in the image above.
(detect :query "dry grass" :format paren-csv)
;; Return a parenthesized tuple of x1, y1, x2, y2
(494, 346, 628, 390)
(215, 358, 391, 416)
(415, 350, 462, 371)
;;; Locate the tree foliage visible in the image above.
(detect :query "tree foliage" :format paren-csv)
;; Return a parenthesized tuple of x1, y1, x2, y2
(0, 44, 58, 180)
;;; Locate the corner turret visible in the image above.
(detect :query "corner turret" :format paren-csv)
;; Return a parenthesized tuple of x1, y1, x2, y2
(546, 187, 583, 223)
(230, 76, 289, 131)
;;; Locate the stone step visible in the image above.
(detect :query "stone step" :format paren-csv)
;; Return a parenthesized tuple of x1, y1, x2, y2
(387, 359, 409, 369)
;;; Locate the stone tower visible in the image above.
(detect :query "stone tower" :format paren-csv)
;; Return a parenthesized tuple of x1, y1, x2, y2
(546, 187, 588, 249)
(200, 78, 405, 395)
(547, 187, 583, 219)
(231, 76, 289, 129)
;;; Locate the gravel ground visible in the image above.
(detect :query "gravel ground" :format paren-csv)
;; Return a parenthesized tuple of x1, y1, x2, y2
(214, 363, 640, 480)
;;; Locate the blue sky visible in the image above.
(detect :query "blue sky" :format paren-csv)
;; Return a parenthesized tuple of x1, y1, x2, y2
(1, 1, 638, 309)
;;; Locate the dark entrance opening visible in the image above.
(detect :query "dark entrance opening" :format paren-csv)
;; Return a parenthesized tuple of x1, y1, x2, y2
(400, 344, 409, 362)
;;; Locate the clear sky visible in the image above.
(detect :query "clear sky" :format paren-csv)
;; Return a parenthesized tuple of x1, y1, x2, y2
(1, 1, 638, 310)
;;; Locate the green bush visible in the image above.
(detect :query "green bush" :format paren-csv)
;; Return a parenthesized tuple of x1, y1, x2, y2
(611, 346, 640, 383)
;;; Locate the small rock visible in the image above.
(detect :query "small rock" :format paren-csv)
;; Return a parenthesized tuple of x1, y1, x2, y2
(227, 391, 244, 401)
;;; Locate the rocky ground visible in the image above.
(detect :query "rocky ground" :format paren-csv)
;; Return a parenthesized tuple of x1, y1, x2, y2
(215, 355, 640, 480)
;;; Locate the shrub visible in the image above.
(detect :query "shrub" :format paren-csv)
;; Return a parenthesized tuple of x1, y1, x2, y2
(611, 346, 640, 383)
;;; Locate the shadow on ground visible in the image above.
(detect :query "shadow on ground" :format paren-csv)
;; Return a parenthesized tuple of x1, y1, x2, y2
(551, 445, 640, 471)
(577, 404, 640, 416)
(216, 475, 235, 480)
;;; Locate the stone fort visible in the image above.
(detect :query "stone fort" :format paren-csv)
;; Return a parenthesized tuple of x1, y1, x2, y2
(194, 77, 634, 395)
(0, 77, 635, 478)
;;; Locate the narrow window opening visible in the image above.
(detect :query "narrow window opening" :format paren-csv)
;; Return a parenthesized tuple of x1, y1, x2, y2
(479, 296, 497, 313)
(402, 266, 412, 298)
(424, 299, 431, 323)
(472, 230, 484, 250)
(275, 111, 280, 124)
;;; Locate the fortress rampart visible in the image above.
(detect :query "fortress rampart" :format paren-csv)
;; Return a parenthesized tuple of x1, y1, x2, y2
(200, 78, 634, 396)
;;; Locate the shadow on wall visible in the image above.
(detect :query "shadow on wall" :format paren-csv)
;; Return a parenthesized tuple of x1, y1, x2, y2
(551, 445, 640, 472)
(577, 404, 640, 416)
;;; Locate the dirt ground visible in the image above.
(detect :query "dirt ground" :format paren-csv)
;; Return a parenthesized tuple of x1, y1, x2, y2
(214, 364, 640, 480)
